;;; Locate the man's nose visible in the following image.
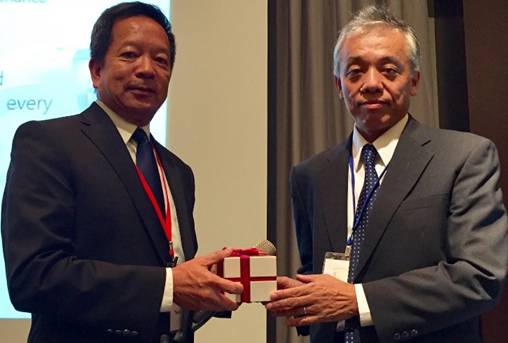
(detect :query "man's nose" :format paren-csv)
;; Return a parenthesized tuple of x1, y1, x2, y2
(136, 55, 156, 78)
(361, 68, 383, 94)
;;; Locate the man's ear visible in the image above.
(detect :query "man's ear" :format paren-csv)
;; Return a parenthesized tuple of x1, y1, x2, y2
(334, 75, 344, 99)
(410, 70, 421, 97)
(89, 58, 102, 89)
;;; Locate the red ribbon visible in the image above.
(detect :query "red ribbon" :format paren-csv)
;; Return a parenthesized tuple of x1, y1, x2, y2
(217, 248, 274, 303)
(230, 248, 267, 257)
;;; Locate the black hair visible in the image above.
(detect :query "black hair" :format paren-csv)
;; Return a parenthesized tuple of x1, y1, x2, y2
(90, 1, 175, 70)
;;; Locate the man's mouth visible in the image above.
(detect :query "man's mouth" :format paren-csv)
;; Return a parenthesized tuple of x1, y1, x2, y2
(362, 100, 385, 109)
(128, 86, 154, 94)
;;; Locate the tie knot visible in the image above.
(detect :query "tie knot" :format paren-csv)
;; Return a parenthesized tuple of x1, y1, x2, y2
(362, 144, 378, 168)
(132, 127, 149, 144)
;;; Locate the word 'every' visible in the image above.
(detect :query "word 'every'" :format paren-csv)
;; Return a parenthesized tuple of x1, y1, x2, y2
(7, 99, 53, 115)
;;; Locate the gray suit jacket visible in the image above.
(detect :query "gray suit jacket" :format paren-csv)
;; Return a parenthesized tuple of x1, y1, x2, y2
(290, 116, 507, 343)
(2, 103, 197, 342)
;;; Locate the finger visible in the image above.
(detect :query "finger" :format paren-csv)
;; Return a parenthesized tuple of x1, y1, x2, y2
(200, 248, 234, 267)
(266, 294, 308, 311)
(267, 305, 293, 316)
(269, 305, 307, 318)
(269, 283, 309, 302)
(210, 273, 244, 294)
(197, 294, 238, 312)
(269, 308, 296, 317)
(216, 294, 240, 311)
(285, 314, 318, 327)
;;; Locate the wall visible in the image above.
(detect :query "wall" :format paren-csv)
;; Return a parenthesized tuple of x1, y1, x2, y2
(0, 320, 30, 342)
(168, 1, 268, 342)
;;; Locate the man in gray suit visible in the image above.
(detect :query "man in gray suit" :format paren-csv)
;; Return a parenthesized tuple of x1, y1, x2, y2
(266, 5, 508, 343)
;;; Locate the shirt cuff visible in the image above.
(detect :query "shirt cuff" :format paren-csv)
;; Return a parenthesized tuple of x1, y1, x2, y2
(160, 268, 174, 312)
(355, 283, 373, 327)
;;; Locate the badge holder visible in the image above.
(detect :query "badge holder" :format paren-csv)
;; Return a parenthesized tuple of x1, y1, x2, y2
(322, 248, 351, 282)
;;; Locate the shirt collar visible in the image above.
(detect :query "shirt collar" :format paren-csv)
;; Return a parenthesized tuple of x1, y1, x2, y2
(96, 100, 150, 144)
(351, 114, 408, 172)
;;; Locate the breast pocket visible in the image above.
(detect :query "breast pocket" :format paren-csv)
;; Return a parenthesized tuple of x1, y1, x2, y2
(397, 193, 450, 212)
(385, 193, 450, 267)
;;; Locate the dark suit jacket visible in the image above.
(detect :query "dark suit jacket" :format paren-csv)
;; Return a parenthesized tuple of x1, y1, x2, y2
(290, 116, 507, 343)
(1, 103, 198, 342)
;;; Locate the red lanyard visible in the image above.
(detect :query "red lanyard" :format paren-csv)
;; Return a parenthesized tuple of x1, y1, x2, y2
(134, 142, 173, 259)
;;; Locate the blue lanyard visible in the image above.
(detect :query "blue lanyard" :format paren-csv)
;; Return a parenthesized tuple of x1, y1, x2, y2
(347, 154, 389, 246)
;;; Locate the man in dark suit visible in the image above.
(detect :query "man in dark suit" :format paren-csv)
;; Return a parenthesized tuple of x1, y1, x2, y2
(266, 5, 508, 343)
(1, 2, 242, 342)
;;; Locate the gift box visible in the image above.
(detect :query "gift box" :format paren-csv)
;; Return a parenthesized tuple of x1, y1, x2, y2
(217, 248, 277, 303)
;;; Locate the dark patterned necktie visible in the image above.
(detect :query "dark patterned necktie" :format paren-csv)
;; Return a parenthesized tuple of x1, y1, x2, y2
(132, 127, 165, 216)
(345, 144, 379, 343)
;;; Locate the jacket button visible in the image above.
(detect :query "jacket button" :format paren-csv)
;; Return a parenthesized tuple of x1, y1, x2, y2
(393, 333, 401, 341)
(122, 329, 131, 336)
(160, 334, 170, 343)
(131, 331, 139, 337)
(410, 329, 419, 337)
(114, 330, 122, 335)
(402, 331, 409, 339)
(106, 329, 113, 334)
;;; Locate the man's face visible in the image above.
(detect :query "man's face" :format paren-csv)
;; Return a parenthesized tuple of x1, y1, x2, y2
(89, 16, 171, 126)
(335, 27, 420, 142)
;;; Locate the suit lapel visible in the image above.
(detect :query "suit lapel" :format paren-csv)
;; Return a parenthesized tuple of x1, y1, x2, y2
(317, 139, 351, 254)
(79, 103, 169, 264)
(355, 117, 434, 278)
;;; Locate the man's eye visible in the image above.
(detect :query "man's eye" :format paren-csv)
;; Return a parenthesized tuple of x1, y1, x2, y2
(346, 69, 361, 78)
(383, 68, 398, 75)
(121, 52, 136, 58)
(155, 57, 169, 65)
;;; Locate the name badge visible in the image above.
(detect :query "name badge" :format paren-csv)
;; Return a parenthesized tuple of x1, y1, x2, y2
(322, 251, 350, 282)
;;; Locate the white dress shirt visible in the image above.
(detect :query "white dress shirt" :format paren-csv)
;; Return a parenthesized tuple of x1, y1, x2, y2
(346, 114, 408, 328)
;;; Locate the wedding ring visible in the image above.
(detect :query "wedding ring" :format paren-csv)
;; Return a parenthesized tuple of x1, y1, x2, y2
(303, 307, 307, 316)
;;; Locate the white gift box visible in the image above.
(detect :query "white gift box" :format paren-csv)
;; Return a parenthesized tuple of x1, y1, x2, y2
(218, 254, 277, 303)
